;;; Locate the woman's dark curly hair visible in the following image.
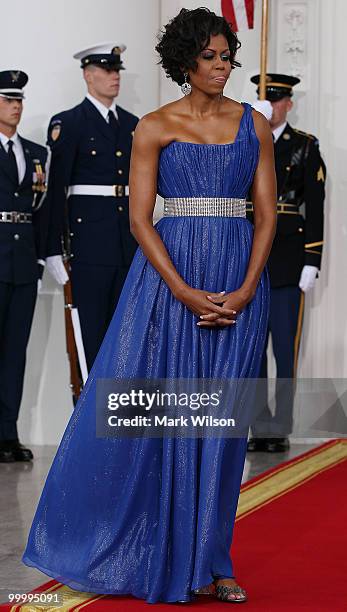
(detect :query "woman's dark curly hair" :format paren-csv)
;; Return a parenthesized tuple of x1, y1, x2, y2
(156, 7, 241, 85)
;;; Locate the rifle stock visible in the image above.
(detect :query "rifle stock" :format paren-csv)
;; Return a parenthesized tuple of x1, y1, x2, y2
(62, 258, 83, 403)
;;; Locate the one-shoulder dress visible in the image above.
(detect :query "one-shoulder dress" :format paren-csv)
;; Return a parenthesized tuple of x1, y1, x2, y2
(23, 102, 269, 604)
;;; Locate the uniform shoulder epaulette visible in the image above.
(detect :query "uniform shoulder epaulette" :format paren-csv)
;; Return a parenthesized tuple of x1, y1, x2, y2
(116, 105, 139, 123)
(293, 128, 316, 141)
(35, 142, 47, 156)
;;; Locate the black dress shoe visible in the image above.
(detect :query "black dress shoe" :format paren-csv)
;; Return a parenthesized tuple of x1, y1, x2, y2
(8, 441, 34, 461)
(266, 437, 290, 452)
(247, 437, 268, 452)
(0, 448, 15, 463)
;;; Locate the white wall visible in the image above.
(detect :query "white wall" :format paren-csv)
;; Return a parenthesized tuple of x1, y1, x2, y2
(296, 0, 347, 378)
(2, 0, 160, 142)
(269, 0, 347, 379)
(3, 0, 345, 444)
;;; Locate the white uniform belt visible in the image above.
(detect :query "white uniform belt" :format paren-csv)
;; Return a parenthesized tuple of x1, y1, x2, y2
(163, 197, 246, 217)
(0, 211, 32, 223)
(67, 184, 129, 198)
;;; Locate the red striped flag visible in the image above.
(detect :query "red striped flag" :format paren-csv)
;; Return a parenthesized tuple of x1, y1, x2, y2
(221, 0, 255, 31)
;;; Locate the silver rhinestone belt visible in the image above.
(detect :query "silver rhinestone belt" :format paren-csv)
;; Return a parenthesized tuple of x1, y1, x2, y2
(163, 197, 246, 217)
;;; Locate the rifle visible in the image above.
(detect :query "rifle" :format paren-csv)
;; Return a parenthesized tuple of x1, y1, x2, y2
(62, 257, 83, 404)
(61, 205, 87, 405)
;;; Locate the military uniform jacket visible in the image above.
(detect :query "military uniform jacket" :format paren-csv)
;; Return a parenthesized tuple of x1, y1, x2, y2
(247, 123, 326, 287)
(0, 137, 48, 284)
(46, 97, 139, 267)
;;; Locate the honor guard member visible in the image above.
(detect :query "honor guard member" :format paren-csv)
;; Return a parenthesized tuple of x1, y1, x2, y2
(0, 71, 48, 462)
(45, 43, 139, 370)
(247, 74, 326, 452)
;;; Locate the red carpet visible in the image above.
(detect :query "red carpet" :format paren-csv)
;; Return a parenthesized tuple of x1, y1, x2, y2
(234, 439, 347, 611)
(2, 439, 346, 611)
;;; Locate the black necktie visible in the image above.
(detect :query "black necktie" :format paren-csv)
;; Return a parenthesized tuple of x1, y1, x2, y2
(108, 109, 119, 132)
(7, 140, 19, 186)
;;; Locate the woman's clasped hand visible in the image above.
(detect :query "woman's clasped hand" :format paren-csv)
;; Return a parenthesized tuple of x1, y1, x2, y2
(176, 286, 252, 327)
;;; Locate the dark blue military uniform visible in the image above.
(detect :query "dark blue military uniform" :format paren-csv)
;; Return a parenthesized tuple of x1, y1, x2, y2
(247, 74, 326, 451)
(264, 124, 325, 286)
(46, 97, 139, 369)
(0, 136, 48, 443)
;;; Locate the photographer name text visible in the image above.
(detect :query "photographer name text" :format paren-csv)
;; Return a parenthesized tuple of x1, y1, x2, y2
(107, 415, 235, 427)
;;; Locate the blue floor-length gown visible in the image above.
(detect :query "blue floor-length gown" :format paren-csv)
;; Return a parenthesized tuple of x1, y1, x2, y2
(22, 102, 269, 603)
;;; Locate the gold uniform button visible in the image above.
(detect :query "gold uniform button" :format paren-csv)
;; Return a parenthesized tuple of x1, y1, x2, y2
(298, 227, 303, 232)
(77, 218, 82, 223)
(286, 166, 291, 171)
(116, 150, 122, 157)
(118, 205, 124, 211)
(91, 150, 97, 156)
(118, 169, 123, 175)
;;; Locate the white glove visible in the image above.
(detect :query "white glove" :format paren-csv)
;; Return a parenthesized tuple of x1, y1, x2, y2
(37, 260, 44, 293)
(46, 255, 69, 285)
(251, 99, 273, 121)
(299, 265, 319, 293)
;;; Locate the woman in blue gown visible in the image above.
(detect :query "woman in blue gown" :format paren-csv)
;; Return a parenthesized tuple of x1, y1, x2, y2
(22, 8, 276, 605)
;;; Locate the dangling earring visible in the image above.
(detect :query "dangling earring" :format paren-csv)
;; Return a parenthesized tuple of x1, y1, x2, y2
(181, 73, 192, 96)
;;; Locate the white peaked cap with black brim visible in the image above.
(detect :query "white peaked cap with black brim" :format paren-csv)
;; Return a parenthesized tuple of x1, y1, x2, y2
(73, 43, 127, 69)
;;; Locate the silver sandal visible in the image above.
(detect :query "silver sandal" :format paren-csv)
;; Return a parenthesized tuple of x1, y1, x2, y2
(193, 582, 216, 595)
(215, 583, 248, 603)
